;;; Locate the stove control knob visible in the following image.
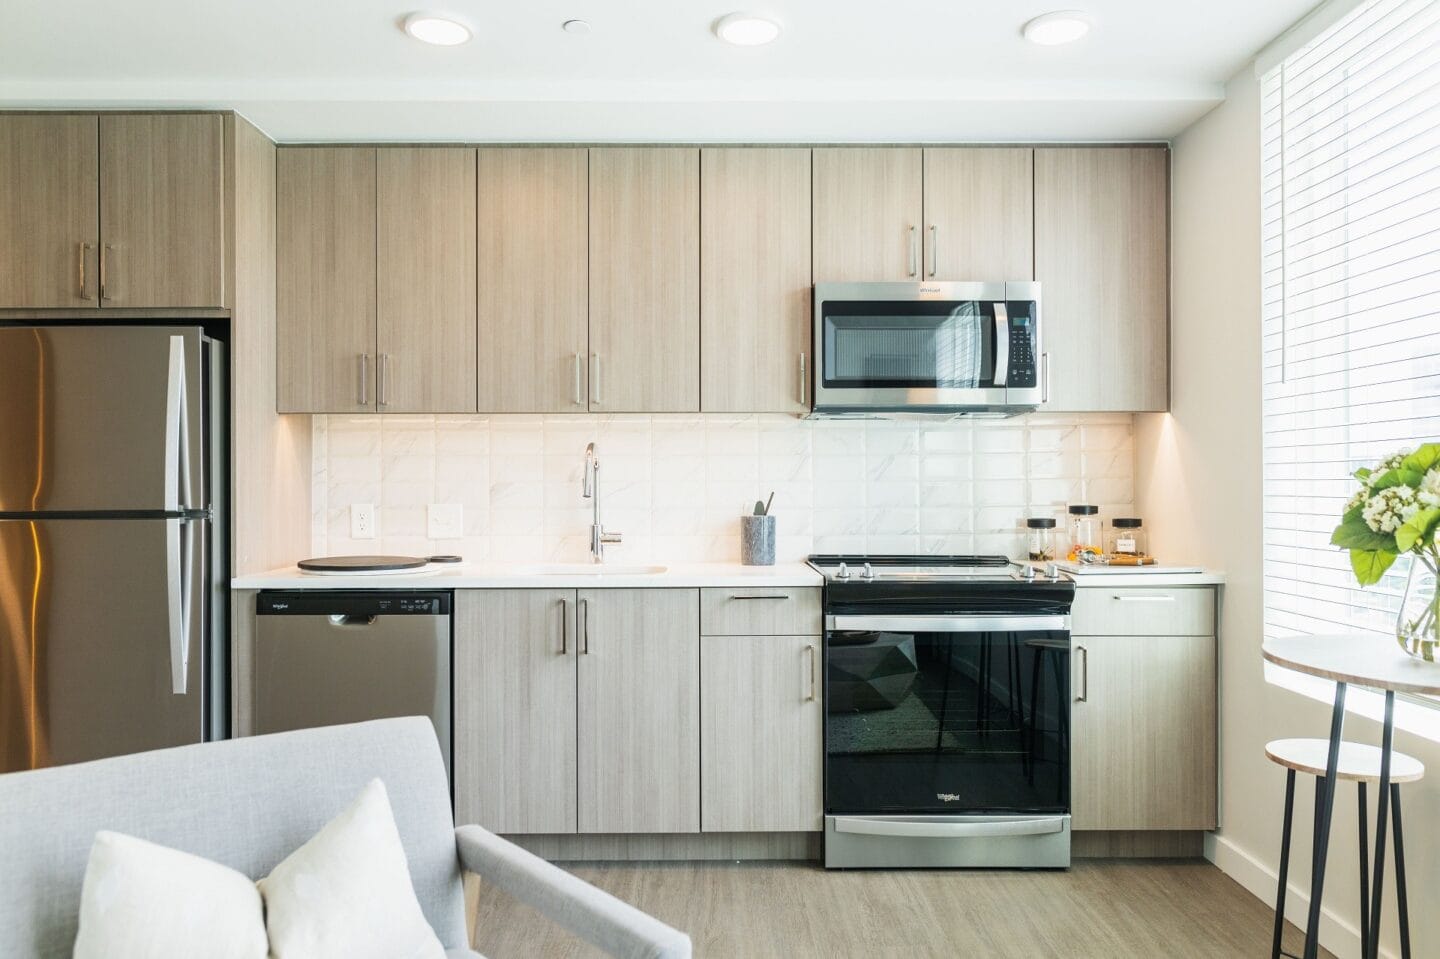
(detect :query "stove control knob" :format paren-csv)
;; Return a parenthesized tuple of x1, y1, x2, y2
(837, 562, 849, 580)
(1045, 562, 1060, 581)
(862, 562, 875, 581)
(1024, 565, 1037, 581)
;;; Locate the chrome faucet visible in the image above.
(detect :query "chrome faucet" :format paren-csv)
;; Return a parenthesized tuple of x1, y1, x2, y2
(582, 442, 622, 563)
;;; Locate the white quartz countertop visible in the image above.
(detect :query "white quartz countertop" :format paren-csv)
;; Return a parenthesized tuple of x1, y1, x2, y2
(1064, 570, 1226, 587)
(232, 561, 824, 591)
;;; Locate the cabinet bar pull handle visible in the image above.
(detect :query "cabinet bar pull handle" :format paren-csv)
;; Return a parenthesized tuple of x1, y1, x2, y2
(559, 598, 568, 654)
(78, 242, 93, 300)
(590, 353, 601, 406)
(378, 353, 391, 407)
(1112, 595, 1175, 602)
(1076, 645, 1088, 702)
(907, 226, 918, 277)
(573, 352, 584, 406)
(928, 225, 938, 277)
(100, 244, 114, 301)
(805, 644, 817, 701)
(1041, 352, 1050, 404)
(729, 594, 787, 601)
(798, 353, 807, 406)
(579, 597, 589, 654)
(358, 353, 370, 406)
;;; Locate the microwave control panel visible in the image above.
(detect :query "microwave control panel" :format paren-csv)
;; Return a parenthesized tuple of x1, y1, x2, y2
(1006, 303, 1038, 387)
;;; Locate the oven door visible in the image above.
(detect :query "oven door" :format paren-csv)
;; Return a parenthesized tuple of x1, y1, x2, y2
(824, 613, 1070, 818)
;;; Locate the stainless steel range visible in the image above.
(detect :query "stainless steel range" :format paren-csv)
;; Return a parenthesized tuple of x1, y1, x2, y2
(810, 554, 1076, 869)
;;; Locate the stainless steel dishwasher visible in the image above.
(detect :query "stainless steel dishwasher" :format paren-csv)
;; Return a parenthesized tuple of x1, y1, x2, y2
(254, 591, 452, 782)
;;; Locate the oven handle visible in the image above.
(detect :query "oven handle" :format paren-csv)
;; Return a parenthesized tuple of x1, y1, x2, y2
(826, 614, 1070, 633)
(833, 816, 1066, 839)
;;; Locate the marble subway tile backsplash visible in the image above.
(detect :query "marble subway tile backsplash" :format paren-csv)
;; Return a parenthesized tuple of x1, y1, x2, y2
(311, 413, 1135, 565)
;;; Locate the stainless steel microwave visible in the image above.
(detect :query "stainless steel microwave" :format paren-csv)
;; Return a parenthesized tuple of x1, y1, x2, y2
(811, 281, 1044, 416)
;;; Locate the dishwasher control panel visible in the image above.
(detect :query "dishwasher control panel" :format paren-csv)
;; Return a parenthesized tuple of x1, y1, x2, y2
(257, 591, 451, 616)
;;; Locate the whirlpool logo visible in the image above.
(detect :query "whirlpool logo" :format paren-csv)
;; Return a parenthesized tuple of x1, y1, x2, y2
(936, 792, 960, 802)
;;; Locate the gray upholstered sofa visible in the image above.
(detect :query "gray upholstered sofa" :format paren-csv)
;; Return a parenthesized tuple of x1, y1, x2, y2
(0, 717, 691, 958)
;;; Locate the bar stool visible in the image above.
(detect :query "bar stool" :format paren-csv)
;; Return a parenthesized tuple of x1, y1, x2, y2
(1266, 738, 1424, 959)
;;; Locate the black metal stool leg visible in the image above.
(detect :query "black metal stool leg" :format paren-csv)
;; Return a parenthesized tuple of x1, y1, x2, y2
(1365, 691, 1396, 959)
(1272, 769, 1296, 959)
(1392, 783, 1411, 959)
(1302, 682, 1346, 959)
(1358, 782, 1369, 951)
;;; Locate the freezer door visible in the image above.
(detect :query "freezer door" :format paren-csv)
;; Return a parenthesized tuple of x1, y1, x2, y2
(0, 517, 204, 773)
(0, 326, 204, 512)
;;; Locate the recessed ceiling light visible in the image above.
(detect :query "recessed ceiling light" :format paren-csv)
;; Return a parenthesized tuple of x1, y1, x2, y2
(403, 12, 472, 46)
(1022, 10, 1091, 46)
(562, 19, 591, 35)
(714, 12, 782, 46)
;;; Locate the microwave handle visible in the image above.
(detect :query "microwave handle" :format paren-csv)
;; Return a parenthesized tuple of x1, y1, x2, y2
(992, 303, 1009, 386)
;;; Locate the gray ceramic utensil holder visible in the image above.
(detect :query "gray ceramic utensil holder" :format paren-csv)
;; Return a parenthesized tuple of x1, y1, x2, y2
(741, 514, 776, 566)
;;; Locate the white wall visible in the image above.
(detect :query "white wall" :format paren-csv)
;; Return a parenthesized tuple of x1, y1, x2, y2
(310, 412, 1134, 564)
(1139, 64, 1440, 958)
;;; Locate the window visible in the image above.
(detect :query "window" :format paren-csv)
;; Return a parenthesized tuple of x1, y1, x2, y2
(1261, 0, 1440, 643)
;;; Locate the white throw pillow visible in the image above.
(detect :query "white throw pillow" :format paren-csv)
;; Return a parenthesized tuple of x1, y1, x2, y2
(258, 778, 446, 959)
(72, 830, 268, 959)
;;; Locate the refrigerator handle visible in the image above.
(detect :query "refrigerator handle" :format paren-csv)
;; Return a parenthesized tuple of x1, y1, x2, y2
(166, 517, 192, 694)
(164, 335, 194, 512)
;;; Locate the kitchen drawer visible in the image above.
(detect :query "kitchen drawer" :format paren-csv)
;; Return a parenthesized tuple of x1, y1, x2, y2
(700, 587, 821, 636)
(1071, 587, 1215, 637)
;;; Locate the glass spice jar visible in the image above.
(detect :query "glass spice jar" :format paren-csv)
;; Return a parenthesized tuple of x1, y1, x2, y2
(1107, 518, 1151, 565)
(1026, 517, 1057, 563)
(1068, 505, 1103, 563)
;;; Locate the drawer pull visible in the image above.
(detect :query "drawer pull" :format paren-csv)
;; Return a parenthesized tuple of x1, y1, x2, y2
(730, 593, 788, 601)
(805, 644, 817, 701)
(1112, 595, 1176, 602)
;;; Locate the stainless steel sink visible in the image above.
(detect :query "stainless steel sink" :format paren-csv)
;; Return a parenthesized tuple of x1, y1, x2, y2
(510, 563, 668, 576)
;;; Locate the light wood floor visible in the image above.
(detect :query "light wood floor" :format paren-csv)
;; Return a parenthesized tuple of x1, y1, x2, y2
(470, 860, 1334, 958)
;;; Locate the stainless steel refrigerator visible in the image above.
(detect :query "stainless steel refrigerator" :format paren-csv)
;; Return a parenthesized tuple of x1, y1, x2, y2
(0, 325, 227, 774)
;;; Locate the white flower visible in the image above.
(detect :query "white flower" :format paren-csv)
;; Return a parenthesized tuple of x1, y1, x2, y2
(1419, 468, 1440, 509)
(1367, 450, 1412, 487)
(1363, 485, 1420, 533)
(1346, 488, 1369, 514)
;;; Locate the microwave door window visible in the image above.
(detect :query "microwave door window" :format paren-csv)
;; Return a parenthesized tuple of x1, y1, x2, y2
(822, 302, 992, 389)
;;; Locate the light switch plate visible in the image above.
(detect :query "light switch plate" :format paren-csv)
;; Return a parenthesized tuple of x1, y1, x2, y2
(428, 503, 463, 539)
(351, 503, 376, 539)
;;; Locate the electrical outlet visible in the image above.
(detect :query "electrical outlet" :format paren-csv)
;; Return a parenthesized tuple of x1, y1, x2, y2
(428, 503, 463, 539)
(351, 503, 376, 539)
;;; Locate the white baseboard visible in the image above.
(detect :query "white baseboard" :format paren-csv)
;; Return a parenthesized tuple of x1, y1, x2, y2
(1205, 832, 1393, 959)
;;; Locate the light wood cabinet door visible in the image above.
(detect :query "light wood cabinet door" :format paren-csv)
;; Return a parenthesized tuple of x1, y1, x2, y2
(577, 588, 700, 834)
(701, 634, 822, 831)
(812, 147, 923, 282)
(0, 114, 99, 308)
(588, 148, 700, 412)
(377, 147, 477, 413)
(1071, 634, 1217, 830)
(1035, 147, 1169, 411)
(700, 148, 812, 413)
(476, 148, 588, 412)
(276, 147, 377, 413)
(922, 148, 1034, 280)
(98, 114, 225, 308)
(454, 590, 578, 835)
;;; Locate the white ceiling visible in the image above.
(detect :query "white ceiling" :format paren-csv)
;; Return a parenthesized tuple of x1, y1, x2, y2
(0, 0, 1318, 142)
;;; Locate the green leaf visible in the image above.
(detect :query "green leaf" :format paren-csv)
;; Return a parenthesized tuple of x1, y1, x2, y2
(1343, 503, 1364, 524)
(1331, 517, 1396, 551)
(1396, 507, 1440, 552)
(1351, 548, 1398, 586)
(1400, 443, 1440, 474)
(1371, 468, 1425, 491)
(1354, 467, 1373, 482)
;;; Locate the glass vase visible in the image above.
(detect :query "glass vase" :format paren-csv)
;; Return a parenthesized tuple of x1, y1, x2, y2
(1396, 556, 1440, 662)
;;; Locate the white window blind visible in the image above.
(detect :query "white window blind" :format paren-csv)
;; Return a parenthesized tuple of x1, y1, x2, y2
(1261, 0, 1440, 642)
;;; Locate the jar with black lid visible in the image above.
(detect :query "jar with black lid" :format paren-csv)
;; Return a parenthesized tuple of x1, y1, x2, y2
(1107, 517, 1150, 564)
(1068, 505, 1102, 563)
(1026, 517, 1057, 562)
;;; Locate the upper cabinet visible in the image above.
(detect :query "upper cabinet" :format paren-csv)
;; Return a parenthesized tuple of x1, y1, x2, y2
(277, 146, 477, 414)
(376, 148, 477, 413)
(476, 148, 589, 413)
(0, 113, 224, 310)
(700, 148, 812, 414)
(922, 148, 1034, 280)
(588, 148, 701, 413)
(1035, 147, 1169, 412)
(813, 147, 923, 282)
(0, 115, 99, 308)
(276, 147, 378, 414)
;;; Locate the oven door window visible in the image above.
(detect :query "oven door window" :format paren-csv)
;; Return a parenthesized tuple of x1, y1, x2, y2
(825, 628, 1069, 816)
(821, 300, 995, 389)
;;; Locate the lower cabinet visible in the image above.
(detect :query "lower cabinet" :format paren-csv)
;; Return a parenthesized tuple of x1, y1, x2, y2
(700, 634, 822, 831)
(1070, 631, 1218, 830)
(454, 587, 700, 835)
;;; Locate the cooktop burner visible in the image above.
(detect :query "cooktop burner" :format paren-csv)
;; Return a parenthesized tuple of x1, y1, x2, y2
(810, 554, 1074, 616)
(808, 554, 1040, 583)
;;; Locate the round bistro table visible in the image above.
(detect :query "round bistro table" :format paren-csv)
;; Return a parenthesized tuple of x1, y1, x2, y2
(1262, 634, 1440, 959)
